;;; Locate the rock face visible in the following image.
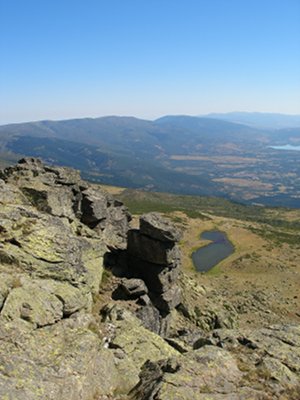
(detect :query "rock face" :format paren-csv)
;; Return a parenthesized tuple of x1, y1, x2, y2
(130, 346, 245, 400)
(130, 325, 300, 400)
(1, 157, 131, 250)
(0, 315, 120, 400)
(101, 304, 179, 394)
(0, 158, 131, 399)
(127, 213, 182, 316)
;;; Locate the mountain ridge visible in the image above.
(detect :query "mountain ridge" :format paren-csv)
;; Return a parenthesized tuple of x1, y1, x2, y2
(203, 111, 300, 129)
(2, 111, 300, 129)
(0, 115, 299, 207)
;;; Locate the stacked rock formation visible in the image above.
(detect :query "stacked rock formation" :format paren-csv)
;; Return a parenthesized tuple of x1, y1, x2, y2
(126, 212, 182, 317)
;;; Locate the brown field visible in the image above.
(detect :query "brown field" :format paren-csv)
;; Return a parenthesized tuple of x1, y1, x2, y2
(170, 155, 262, 163)
(213, 177, 273, 190)
(97, 184, 126, 195)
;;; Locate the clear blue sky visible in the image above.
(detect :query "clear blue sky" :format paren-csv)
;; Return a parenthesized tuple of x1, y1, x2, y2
(1, 0, 299, 124)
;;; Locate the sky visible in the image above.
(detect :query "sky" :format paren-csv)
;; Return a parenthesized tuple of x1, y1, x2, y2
(1, 0, 300, 124)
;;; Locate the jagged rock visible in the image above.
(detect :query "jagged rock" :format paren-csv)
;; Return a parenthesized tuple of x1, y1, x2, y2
(3, 158, 299, 399)
(137, 294, 151, 306)
(193, 336, 219, 349)
(127, 230, 181, 266)
(140, 212, 182, 242)
(136, 304, 161, 333)
(165, 337, 190, 353)
(103, 200, 132, 250)
(0, 204, 105, 292)
(21, 185, 76, 219)
(119, 278, 148, 299)
(178, 298, 238, 331)
(130, 346, 248, 400)
(80, 187, 108, 227)
(1, 157, 131, 250)
(125, 213, 182, 320)
(102, 305, 179, 393)
(0, 274, 12, 310)
(33, 279, 92, 316)
(237, 324, 300, 375)
(150, 285, 181, 315)
(0, 158, 133, 399)
(0, 179, 29, 205)
(258, 356, 299, 388)
(0, 277, 91, 329)
(174, 328, 206, 348)
(189, 324, 300, 397)
(128, 258, 180, 293)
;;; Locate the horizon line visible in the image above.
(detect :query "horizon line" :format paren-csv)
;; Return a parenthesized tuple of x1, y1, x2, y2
(1, 110, 300, 127)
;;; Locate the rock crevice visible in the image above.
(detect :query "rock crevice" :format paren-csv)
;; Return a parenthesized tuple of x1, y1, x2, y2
(126, 213, 182, 317)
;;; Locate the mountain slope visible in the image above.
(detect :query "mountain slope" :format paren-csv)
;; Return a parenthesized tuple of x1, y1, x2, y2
(0, 115, 299, 207)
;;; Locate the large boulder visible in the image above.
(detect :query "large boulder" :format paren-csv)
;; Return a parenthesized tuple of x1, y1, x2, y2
(127, 229, 181, 266)
(118, 278, 148, 299)
(140, 212, 182, 242)
(128, 258, 180, 293)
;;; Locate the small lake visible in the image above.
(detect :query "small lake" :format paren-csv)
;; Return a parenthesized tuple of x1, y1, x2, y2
(269, 144, 300, 151)
(192, 230, 234, 272)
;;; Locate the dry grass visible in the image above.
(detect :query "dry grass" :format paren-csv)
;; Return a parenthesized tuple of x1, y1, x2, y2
(97, 184, 126, 195)
(174, 210, 300, 329)
(213, 178, 273, 190)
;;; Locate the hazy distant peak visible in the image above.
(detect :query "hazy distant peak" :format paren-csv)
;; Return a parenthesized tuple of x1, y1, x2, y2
(203, 112, 300, 129)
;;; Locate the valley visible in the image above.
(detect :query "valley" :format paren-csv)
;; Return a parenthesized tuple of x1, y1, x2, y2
(0, 115, 299, 208)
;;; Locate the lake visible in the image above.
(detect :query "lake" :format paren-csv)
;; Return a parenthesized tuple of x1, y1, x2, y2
(192, 230, 234, 272)
(269, 144, 300, 151)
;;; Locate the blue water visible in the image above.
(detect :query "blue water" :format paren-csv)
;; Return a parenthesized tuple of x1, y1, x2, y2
(269, 144, 300, 151)
(192, 230, 234, 272)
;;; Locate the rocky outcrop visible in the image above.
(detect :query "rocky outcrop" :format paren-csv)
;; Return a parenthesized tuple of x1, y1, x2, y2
(108, 212, 183, 335)
(0, 314, 120, 400)
(130, 346, 248, 400)
(1, 158, 299, 399)
(177, 274, 238, 332)
(101, 304, 179, 394)
(1, 157, 131, 250)
(130, 324, 300, 400)
(195, 324, 300, 381)
(0, 158, 131, 399)
(127, 213, 182, 316)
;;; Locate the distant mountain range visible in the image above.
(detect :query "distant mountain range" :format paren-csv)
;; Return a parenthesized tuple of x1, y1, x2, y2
(203, 112, 300, 129)
(0, 114, 299, 207)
